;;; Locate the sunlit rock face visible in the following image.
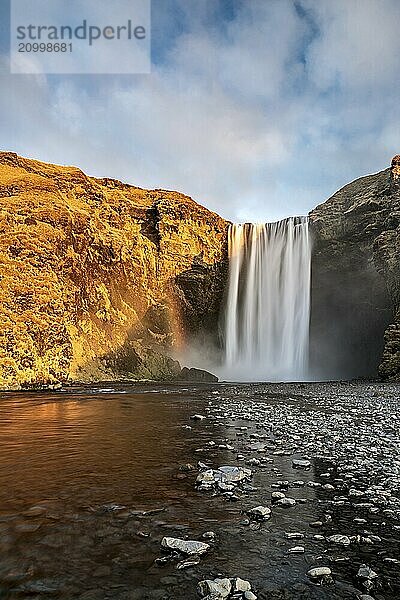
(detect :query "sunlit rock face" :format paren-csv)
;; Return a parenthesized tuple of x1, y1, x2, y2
(391, 154, 400, 186)
(0, 152, 228, 388)
(309, 158, 400, 381)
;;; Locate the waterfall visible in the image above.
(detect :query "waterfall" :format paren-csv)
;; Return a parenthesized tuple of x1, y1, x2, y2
(223, 217, 311, 381)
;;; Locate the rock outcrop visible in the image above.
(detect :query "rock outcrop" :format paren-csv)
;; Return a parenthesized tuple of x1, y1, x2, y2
(309, 157, 400, 380)
(391, 154, 400, 185)
(0, 152, 228, 389)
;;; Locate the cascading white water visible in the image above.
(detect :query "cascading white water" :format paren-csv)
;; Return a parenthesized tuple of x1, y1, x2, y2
(223, 217, 311, 381)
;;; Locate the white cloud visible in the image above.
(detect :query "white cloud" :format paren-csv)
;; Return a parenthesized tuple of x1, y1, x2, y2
(1, 0, 399, 222)
(303, 0, 400, 90)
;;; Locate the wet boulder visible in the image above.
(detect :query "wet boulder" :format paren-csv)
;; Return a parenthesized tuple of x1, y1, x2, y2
(198, 578, 231, 598)
(161, 537, 210, 556)
(247, 506, 271, 521)
(307, 566, 333, 585)
(196, 465, 252, 493)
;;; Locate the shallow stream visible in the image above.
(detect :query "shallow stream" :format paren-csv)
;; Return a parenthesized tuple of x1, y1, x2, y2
(0, 382, 399, 599)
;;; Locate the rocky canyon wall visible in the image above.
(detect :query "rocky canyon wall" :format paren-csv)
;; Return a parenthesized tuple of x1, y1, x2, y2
(1, 151, 399, 389)
(0, 152, 228, 389)
(309, 156, 400, 380)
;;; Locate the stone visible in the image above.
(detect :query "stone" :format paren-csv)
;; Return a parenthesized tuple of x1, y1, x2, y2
(198, 462, 211, 470)
(161, 537, 210, 556)
(275, 480, 290, 489)
(199, 381, 400, 599)
(176, 556, 200, 569)
(197, 578, 231, 598)
(217, 466, 252, 483)
(247, 506, 271, 521)
(383, 557, 399, 564)
(218, 481, 235, 492)
(179, 463, 196, 472)
(357, 565, 378, 580)
(309, 521, 323, 528)
(154, 557, 170, 567)
(190, 414, 206, 421)
(244, 593, 257, 600)
(196, 470, 215, 486)
(232, 577, 251, 592)
(349, 488, 364, 497)
(292, 459, 311, 469)
(307, 566, 332, 579)
(178, 367, 218, 382)
(246, 458, 261, 467)
(196, 465, 252, 493)
(327, 534, 351, 546)
(271, 491, 286, 501)
(275, 497, 296, 507)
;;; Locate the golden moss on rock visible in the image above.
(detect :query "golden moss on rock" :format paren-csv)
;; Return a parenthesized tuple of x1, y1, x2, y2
(0, 152, 228, 389)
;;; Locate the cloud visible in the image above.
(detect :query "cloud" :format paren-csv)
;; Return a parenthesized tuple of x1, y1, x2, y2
(303, 0, 400, 90)
(10, 0, 151, 74)
(0, 0, 399, 222)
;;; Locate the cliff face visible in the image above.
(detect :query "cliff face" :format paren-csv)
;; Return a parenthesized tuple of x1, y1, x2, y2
(2, 151, 399, 388)
(309, 157, 400, 380)
(0, 152, 228, 389)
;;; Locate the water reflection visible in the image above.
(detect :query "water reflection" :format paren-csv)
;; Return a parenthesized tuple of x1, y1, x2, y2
(0, 391, 207, 511)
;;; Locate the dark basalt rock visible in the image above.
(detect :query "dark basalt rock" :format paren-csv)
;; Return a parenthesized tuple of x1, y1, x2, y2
(176, 366, 218, 382)
(309, 157, 400, 380)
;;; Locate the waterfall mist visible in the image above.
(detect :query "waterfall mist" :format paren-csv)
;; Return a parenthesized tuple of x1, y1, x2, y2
(222, 217, 311, 381)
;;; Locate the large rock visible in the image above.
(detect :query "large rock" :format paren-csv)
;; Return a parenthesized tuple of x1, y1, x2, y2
(177, 366, 218, 382)
(0, 152, 228, 389)
(309, 156, 400, 380)
(161, 537, 210, 556)
(197, 578, 231, 598)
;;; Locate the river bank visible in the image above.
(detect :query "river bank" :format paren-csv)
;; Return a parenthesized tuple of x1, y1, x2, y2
(0, 381, 399, 599)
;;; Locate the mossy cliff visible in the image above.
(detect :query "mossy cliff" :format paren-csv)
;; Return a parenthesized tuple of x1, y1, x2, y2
(0, 152, 228, 389)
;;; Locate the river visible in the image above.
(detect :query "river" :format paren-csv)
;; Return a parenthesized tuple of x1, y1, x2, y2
(0, 382, 399, 599)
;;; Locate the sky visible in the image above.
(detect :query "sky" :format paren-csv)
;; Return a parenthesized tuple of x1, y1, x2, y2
(0, 0, 399, 222)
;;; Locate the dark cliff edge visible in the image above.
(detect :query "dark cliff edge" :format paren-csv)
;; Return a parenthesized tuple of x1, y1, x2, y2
(309, 156, 400, 381)
(0, 152, 229, 389)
